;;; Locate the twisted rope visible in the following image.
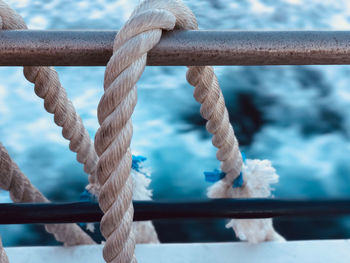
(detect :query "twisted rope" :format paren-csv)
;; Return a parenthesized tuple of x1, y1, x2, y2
(0, 0, 283, 259)
(185, 16, 282, 243)
(95, 1, 197, 262)
(187, 66, 243, 185)
(0, 0, 99, 195)
(0, 1, 98, 252)
(22, 66, 99, 193)
(0, 143, 95, 246)
(97, 0, 282, 259)
(0, 1, 158, 253)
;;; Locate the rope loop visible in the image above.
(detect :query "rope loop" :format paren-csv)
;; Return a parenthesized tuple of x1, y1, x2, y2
(97, 1, 283, 260)
(95, 1, 199, 262)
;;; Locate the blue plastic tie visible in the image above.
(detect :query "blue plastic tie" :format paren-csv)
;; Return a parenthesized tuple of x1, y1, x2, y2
(132, 155, 147, 171)
(204, 152, 246, 188)
(232, 172, 243, 188)
(79, 189, 96, 202)
(204, 169, 225, 182)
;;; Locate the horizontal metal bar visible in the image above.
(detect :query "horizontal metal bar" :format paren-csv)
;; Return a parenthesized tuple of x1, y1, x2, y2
(1, 30, 350, 66)
(0, 199, 350, 224)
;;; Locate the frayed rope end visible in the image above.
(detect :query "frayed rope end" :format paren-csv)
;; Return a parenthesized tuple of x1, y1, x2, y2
(206, 158, 284, 243)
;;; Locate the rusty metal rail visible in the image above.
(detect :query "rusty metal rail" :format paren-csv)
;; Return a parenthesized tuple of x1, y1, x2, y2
(1, 30, 350, 66)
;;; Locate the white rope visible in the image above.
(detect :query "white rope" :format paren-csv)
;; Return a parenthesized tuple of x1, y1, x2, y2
(95, 0, 198, 261)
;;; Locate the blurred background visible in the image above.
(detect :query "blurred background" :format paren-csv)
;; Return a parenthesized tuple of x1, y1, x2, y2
(1, 0, 350, 245)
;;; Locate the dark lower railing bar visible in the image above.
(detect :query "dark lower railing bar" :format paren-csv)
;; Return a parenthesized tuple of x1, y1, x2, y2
(0, 199, 350, 224)
(1, 30, 350, 66)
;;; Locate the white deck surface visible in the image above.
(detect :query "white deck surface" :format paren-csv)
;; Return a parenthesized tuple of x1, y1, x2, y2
(5, 240, 350, 263)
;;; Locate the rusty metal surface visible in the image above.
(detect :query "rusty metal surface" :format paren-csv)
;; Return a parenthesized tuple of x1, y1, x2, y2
(0, 30, 350, 66)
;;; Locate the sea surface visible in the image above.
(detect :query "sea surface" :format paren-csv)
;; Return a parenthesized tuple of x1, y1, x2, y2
(1, 0, 350, 245)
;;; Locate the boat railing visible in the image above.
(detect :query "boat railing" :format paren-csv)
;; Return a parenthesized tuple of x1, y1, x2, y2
(2, 30, 350, 263)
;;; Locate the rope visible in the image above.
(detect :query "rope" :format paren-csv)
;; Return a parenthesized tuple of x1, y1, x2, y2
(0, 143, 95, 246)
(0, 0, 283, 259)
(131, 162, 159, 244)
(23, 66, 100, 193)
(0, 0, 100, 195)
(0, 236, 8, 263)
(0, 0, 158, 251)
(187, 68, 284, 243)
(185, 16, 283, 243)
(22, 66, 100, 194)
(0, 0, 98, 251)
(97, 0, 283, 259)
(187, 66, 243, 184)
(95, 0, 198, 261)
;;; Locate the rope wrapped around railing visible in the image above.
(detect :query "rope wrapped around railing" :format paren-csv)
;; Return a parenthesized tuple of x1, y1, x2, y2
(94, 0, 284, 262)
(0, 0, 291, 262)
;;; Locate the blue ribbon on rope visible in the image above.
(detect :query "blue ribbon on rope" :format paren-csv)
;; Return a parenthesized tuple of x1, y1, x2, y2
(79, 189, 97, 202)
(204, 169, 225, 182)
(204, 152, 246, 188)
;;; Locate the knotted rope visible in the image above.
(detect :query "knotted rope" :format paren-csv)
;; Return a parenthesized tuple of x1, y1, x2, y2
(0, 143, 95, 246)
(0, 0, 284, 260)
(96, 0, 283, 261)
(95, 0, 199, 262)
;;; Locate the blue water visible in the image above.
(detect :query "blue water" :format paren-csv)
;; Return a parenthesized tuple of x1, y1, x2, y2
(1, 0, 350, 245)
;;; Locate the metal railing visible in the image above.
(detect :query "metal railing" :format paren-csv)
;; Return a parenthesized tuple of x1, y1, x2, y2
(1, 199, 350, 224)
(1, 30, 350, 227)
(1, 30, 350, 66)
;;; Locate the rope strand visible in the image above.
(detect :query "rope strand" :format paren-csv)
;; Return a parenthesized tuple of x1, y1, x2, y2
(186, 66, 243, 183)
(23, 66, 99, 194)
(0, 0, 100, 195)
(0, 143, 95, 246)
